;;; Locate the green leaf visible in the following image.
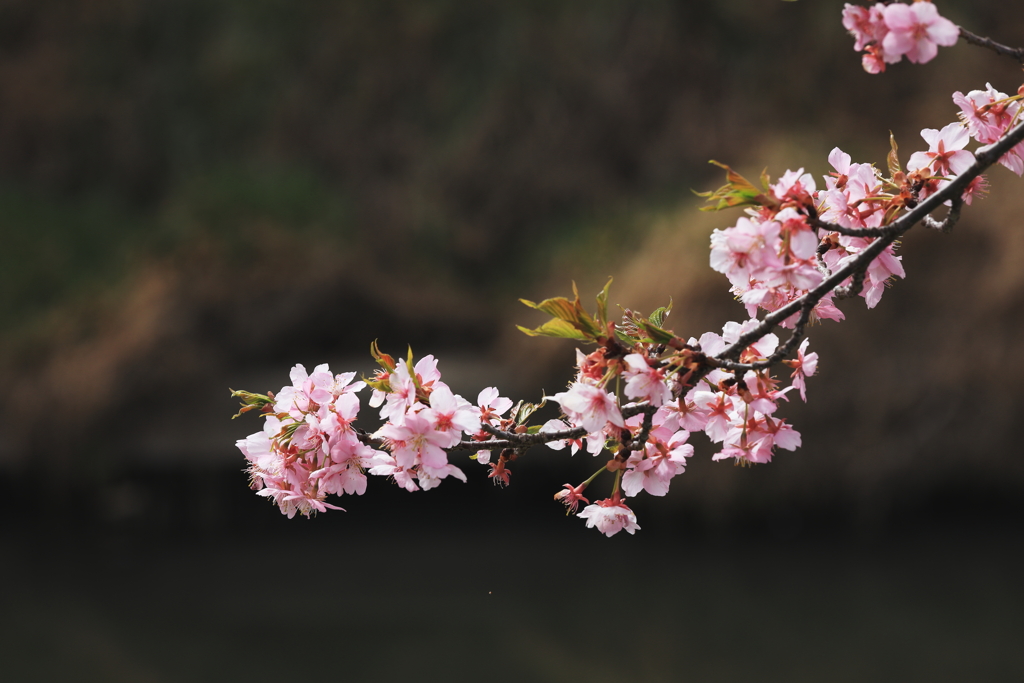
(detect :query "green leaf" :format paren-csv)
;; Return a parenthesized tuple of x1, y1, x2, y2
(516, 320, 591, 340)
(519, 281, 604, 340)
(595, 277, 613, 328)
(649, 299, 673, 328)
(520, 296, 578, 322)
(695, 161, 780, 212)
(615, 327, 637, 345)
(638, 320, 676, 345)
(511, 398, 547, 425)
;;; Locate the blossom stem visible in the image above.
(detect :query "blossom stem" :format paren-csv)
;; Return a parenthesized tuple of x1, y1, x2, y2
(610, 467, 623, 498)
(581, 465, 606, 489)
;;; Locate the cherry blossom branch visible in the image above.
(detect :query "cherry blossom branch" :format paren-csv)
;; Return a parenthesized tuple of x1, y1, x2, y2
(834, 266, 868, 300)
(623, 404, 659, 450)
(231, 4, 1024, 534)
(708, 118, 1024, 376)
(921, 194, 962, 233)
(479, 422, 584, 447)
(815, 240, 833, 277)
(959, 26, 1024, 65)
(706, 297, 816, 374)
(469, 402, 658, 452)
(807, 215, 888, 238)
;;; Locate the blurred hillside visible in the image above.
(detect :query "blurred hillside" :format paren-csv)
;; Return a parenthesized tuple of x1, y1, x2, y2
(1, 0, 1023, 529)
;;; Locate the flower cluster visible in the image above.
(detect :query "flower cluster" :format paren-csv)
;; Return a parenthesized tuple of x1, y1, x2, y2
(705, 159, 906, 314)
(953, 83, 1024, 176)
(533, 315, 816, 536)
(843, 2, 958, 73)
(709, 169, 845, 318)
(816, 150, 908, 309)
(235, 364, 373, 518)
(710, 77, 1024, 315)
(234, 355, 513, 517)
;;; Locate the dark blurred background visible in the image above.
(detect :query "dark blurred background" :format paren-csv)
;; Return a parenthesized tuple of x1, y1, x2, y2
(2, 1, 1024, 681)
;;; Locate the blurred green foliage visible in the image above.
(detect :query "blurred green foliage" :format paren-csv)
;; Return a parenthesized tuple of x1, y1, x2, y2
(0, 190, 135, 334)
(0, 0, 1018, 371)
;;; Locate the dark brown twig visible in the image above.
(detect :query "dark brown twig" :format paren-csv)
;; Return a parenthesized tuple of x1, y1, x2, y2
(808, 216, 889, 238)
(959, 26, 1024, 65)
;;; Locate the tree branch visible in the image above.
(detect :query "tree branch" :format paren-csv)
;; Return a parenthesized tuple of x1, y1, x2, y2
(959, 26, 1024, 65)
(808, 216, 889, 238)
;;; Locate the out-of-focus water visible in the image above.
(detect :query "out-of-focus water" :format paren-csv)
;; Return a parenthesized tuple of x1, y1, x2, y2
(4, 498, 1021, 683)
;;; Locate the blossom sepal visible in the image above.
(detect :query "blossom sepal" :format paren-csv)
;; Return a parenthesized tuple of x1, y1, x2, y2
(229, 389, 275, 419)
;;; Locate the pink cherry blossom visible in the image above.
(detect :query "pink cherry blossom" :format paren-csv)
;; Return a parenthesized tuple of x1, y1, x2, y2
(577, 496, 640, 537)
(771, 168, 816, 205)
(710, 216, 783, 289)
(621, 430, 694, 497)
(657, 394, 711, 433)
(237, 415, 282, 473)
(723, 319, 779, 360)
(843, 3, 888, 52)
(961, 174, 989, 205)
(862, 45, 887, 74)
(477, 387, 513, 425)
(378, 362, 418, 423)
(754, 415, 802, 457)
(487, 458, 511, 487)
(712, 429, 768, 465)
(908, 123, 975, 178)
(694, 390, 737, 443)
(622, 354, 673, 407)
(417, 463, 467, 491)
(540, 418, 604, 456)
(554, 483, 590, 514)
(827, 235, 905, 309)
(777, 210, 819, 261)
(785, 338, 818, 402)
(740, 370, 793, 415)
(553, 382, 625, 434)
(952, 84, 1024, 176)
(413, 355, 442, 389)
(953, 84, 1019, 144)
(881, 2, 958, 65)
(423, 384, 480, 448)
(260, 476, 346, 518)
(378, 411, 450, 470)
(845, 3, 958, 72)
(368, 453, 420, 492)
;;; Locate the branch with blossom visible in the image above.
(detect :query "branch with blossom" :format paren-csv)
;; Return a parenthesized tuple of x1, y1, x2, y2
(231, 2, 1024, 536)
